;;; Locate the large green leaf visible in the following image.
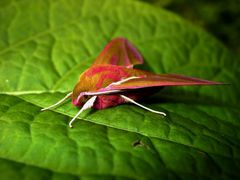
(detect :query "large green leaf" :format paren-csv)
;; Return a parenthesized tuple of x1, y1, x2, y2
(0, 0, 239, 179)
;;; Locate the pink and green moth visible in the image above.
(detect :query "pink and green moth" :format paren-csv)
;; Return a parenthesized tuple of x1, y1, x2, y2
(42, 37, 221, 127)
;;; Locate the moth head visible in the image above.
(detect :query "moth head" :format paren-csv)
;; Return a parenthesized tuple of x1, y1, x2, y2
(72, 93, 92, 107)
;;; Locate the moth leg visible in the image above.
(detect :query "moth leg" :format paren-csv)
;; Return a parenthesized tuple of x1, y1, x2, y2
(120, 95, 166, 116)
(41, 92, 73, 111)
(69, 95, 97, 128)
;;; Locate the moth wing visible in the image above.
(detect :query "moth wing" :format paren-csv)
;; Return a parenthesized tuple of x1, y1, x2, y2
(86, 74, 222, 95)
(93, 37, 143, 68)
(109, 74, 222, 90)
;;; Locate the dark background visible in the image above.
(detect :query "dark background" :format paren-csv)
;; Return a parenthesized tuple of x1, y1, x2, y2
(140, 0, 240, 55)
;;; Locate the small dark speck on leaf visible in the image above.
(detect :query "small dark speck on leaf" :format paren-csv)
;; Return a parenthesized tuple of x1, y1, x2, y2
(132, 139, 149, 149)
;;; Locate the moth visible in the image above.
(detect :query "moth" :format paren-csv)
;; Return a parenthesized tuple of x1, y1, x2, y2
(42, 37, 221, 127)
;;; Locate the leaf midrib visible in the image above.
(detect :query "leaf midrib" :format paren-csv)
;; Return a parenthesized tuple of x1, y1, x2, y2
(16, 92, 240, 141)
(12, 95, 240, 162)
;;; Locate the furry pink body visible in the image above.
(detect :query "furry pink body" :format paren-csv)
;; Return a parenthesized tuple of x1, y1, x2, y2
(93, 95, 125, 109)
(73, 94, 140, 110)
(93, 94, 140, 109)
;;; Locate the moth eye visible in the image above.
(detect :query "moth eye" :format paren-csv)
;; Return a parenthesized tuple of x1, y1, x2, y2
(82, 95, 90, 103)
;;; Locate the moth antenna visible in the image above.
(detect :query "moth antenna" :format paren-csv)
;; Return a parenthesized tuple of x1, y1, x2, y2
(120, 95, 166, 116)
(41, 92, 73, 111)
(69, 95, 97, 128)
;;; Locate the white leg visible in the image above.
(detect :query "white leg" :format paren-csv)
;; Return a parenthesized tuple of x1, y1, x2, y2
(41, 92, 73, 111)
(120, 95, 166, 116)
(69, 96, 97, 128)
